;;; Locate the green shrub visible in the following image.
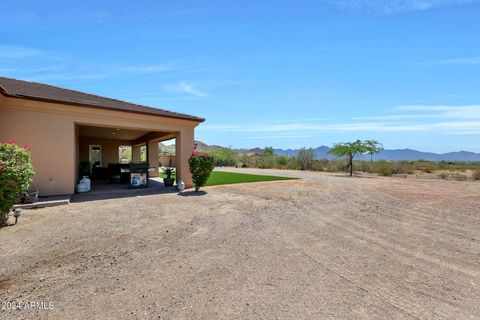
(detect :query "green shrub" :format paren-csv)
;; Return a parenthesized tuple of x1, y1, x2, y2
(0, 143, 35, 225)
(258, 155, 275, 169)
(275, 156, 289, 168)
(286, 158, 301, 170)
(188, 152, 215, 192)
(209, 148, 238, 167)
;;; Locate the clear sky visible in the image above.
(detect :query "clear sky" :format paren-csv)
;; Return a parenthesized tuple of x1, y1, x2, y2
(1, 0, 479, 152)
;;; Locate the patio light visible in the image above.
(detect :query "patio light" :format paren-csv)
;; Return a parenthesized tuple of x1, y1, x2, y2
(13, 208, 22, 225)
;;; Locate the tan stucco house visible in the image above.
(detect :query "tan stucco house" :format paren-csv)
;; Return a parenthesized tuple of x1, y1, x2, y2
(0, 77, 204, 196)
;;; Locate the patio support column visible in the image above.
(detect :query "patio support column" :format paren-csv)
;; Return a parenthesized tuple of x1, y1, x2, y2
(132, 145, 141, 162)
(148, 140, 159, 178)
(175, 128, 194, 188)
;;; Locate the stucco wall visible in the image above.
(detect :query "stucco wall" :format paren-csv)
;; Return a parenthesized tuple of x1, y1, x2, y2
(0, 95, 200, 195)
(0, 101, 76, 196)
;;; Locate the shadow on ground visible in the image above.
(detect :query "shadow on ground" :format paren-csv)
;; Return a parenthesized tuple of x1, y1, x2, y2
(177, 190, 208, 197)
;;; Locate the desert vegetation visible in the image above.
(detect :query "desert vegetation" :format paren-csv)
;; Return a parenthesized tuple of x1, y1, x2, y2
(201, 143, 480, 181)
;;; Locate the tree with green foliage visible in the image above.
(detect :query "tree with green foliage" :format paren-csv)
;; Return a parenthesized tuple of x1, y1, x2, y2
(263, 146, 275, 157)
(188, 151, 215, 192)
(297, 148, 315, 170)
(258, 146, 276, 169)
(328, 140, 373, 176)
(365, 140, 383, 163)
(209, 148, 239, 167)
(0, 143, 35, 226)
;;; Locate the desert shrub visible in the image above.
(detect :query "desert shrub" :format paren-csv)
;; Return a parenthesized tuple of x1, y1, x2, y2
(450, 173, 468, 181)
(390, 161, 411, 174)
(258, 155, 275, 169)
(310, 160, 325, 171)
(472, 169, 480, 181)
(359, 160, 414, 175)
(376, 161, 394, 176)
(414, 160, 439, 173)
(297, 148, 315, 170)
(275, 156, 289, 168)
(286, 158, 301, 170)
(0, 143, 35, 225)
(438, 172, 448, 180)
(357, 161, 371, 172)
(188, 151, 215, 192)
(325, 159, 347, 172)
(238, 153, 253, 168)
(380, 171, 393, 176)
(209, 148, 238, 167)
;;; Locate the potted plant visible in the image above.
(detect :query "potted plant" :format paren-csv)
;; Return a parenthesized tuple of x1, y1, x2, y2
(163, 167, 175, 187)
(79, 161, 91, 178)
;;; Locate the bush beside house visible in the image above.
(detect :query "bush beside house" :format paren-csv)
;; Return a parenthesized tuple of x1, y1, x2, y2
(0, 143, 34, 226)
(188, 151, 215, 192)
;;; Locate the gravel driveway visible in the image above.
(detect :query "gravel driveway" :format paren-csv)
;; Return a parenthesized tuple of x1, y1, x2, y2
(1, 168, 480, 319)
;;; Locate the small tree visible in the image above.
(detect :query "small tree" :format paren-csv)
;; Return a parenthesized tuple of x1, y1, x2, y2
(328, 140, 372, 176)
(365, 140, 383, 163)
(210, 148, 238, 167)
(263, 147, 275, 157)
(188, 151, 215, 192)
(296, 148, 315, 170)
(258, 146, 276, 169)
(0, 143, 35, 225)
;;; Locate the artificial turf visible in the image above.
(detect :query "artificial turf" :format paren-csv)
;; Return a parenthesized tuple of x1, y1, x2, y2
(205, 171, 296, 186)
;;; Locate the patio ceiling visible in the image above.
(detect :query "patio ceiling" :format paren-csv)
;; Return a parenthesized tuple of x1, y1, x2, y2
(78, 125, 151, 140)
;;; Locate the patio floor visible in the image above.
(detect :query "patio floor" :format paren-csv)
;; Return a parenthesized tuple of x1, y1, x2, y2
(70, 178, 178, 202)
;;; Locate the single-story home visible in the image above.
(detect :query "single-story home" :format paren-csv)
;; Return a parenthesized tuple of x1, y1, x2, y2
(0, 76, 204, 196)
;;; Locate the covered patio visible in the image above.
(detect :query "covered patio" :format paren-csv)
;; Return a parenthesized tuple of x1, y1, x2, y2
(76, 124, 179, 191)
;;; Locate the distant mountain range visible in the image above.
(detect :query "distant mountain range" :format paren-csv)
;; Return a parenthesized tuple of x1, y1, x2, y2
(235, 145, 480, 162)
(164, 141, 480, 162)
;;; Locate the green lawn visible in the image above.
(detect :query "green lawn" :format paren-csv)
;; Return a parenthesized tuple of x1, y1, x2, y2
(205, 171, 296, 186)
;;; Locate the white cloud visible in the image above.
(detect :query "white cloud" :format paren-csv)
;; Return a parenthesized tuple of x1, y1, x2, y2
(0, 45, 46, 60)
(327, 0, 475, 14)
(420, 57, 480, 66)
(116, 63, 178, 74)
(0, 44, 191, 82)
(166, 81, 207, 97)
(244, 134, 313, 139)
(395, 105, 480, 119)
(201, 104, 480, 136)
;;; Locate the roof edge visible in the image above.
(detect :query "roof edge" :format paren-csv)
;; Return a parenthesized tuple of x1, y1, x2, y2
(0, 89, 205, 122)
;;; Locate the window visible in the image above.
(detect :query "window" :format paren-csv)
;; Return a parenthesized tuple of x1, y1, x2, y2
(118, 146, 132, 163)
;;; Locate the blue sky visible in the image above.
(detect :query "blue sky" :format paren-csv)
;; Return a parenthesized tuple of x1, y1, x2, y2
(1, 0, 479, 152)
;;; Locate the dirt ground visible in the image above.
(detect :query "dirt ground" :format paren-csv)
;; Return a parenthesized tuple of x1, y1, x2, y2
(1, 168, 480, 320)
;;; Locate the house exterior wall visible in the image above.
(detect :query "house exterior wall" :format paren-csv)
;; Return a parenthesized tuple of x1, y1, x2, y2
(0, 95, 200, 195)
